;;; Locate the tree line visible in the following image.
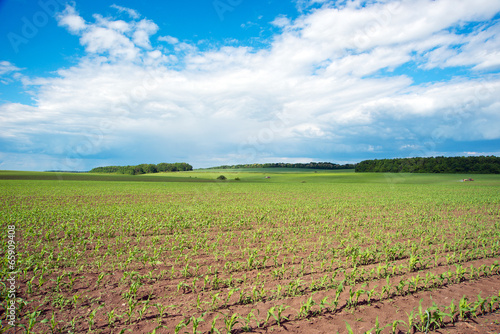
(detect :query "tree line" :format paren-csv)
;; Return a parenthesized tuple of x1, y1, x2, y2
(355, 156, 500, 174)
(90, 162, 193, 175)
(207, 162, 355, 170)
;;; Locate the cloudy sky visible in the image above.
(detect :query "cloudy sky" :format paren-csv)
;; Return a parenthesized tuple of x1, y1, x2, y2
(0, 0, 499, 171)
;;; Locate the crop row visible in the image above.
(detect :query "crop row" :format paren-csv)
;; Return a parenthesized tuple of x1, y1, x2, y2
(345, 291, 500, 334)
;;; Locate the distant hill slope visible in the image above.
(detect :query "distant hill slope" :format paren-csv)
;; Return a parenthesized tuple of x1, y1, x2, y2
(205, 162, 355, 170)
(355, 156, 500, 174)
(89, 162, 193, 175)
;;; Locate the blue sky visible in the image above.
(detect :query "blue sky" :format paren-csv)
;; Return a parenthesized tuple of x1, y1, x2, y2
(0, 0, 499, 171)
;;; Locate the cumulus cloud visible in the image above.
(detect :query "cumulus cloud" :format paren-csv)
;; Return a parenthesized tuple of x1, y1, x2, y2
(271, 15, 291, 28)
(56, 5, 158, 61)
(158, 35, 179, 45)
(294, 0, 330, 12)
(0, 61, 21, 76)
(110, 4, 141, 19)
(1, 0, 500, 170)
(0, 61, 23, 85)
(57, 5, 86, 34)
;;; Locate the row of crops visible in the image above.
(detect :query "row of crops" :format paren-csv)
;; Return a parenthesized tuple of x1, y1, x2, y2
(1, 174, 499, 333)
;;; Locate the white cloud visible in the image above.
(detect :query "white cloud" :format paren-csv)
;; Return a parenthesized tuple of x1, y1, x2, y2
(80, 26, 138, 59)
(110, 4, 140, 19)
(133, 19, 159, 49)
(158, 35, 179, 45)
(0, 61, 21, 76)
(56, 5, 159, 61)
(57, 5, 86, 34)
(271, 15, 291, 28)
(0, 61, 23, 85)
(294, 0, 330, 12)
(2, 0, 500, 170)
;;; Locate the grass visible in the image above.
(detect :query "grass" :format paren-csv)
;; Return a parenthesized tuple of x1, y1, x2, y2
(0, 170, 214, 182)
(3, 169, 498, 185)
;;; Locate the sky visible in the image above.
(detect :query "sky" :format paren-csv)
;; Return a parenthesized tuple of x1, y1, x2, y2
(0, 0, 499, 171)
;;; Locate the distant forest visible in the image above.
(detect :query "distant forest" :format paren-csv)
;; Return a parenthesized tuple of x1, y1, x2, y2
(355, 156, 500, 174)
(90, 162, 193, 175)
(207, 162, 355, 170)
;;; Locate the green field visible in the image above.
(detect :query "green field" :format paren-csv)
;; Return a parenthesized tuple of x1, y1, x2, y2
(2, 169, 499, 184)
(1, 170, 500, 333)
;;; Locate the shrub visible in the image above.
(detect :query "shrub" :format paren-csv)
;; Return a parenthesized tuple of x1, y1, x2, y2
(217, 175, 227, 180)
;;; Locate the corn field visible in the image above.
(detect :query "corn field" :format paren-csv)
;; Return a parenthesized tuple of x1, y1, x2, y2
(1, 170, 499, 333)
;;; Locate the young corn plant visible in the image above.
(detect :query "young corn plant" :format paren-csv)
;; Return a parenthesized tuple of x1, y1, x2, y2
(177, 281, 192, 294)
(455, 264, 467, 283)
(68, 315, 80, 333)
(202, 315, 218, 334)
(107, 308, 120, 328)
(390, 320, 402, 334)
(40, 311, 62, 333)
(268, 305, 289, 326)
(189, 312, 206, 334)
(155, 303, 175, 325)
(369, 317, 390, 334)
(174, 318, 189, 334)
(222, 313, 240, 333)
(95, 272, 108, 288)
(137, 299, 151, 322)
(245, 309, 262, 329)
(473, 294, 487, 317)
(327, 290, 342, 314)
(87, 305, 103, 332)
(353, 285, 366, 308)
(51, 274, 65, 292)
(441, 299, 458, 325)
(394, 279, 407, 297)
(224, 288, 239, 308)
(265, 307, 274, 326)
(488, 295, 499, 313)
(382, 277, 392, 299)
(415, 300, 445, 332)
(26, 276, 35, 295)
(318, 296, 329, 314)
(365, 285, 378, 306)
(210, 292, 221, 311)
(344, 321, 355, 334)
(21, 308, 42, 334)
(459, 296, 472, 320)
(408, 254, 421, 272)
(239, 311, 254, 332)
(298, 295, 316, 318)
(125, 298, 139, 324)
(346, 287, 355, 309)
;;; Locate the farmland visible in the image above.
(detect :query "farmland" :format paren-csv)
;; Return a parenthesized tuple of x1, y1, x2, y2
(1, 170, 500, 333)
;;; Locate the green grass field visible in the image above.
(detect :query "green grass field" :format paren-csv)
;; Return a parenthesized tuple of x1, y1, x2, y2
(1, 169, 498, 185)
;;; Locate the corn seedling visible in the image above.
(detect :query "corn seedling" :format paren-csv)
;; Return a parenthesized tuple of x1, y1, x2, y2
(369, 317, 390, 334)
(87, 305, 103, 332)
(272, 305, 289, 326)
(298, 295, 316, 318)
(222, 313, 240, 333)
(189, 312, 206, 334)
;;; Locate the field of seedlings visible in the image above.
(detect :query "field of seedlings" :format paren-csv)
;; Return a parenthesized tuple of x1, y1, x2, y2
(1, 170, 500, 333)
